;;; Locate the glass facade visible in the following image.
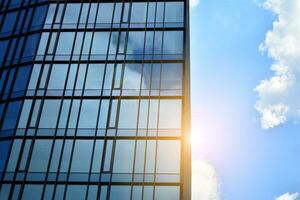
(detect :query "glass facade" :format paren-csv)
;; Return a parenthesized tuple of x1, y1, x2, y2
(0, 0, 190, 199)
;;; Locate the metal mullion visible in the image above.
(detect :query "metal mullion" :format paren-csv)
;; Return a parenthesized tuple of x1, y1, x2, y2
(180, 0, 191, 198)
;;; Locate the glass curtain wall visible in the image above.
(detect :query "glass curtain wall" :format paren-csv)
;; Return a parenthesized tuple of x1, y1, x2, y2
(0, 0, 190, 199)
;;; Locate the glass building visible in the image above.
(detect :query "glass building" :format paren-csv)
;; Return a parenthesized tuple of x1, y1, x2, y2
(0, 0, 191, 199)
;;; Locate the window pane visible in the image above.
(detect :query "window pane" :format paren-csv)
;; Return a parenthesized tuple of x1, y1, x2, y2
(85, 64, 105, 90)
(71, 140, 93, 172)
(156, 140, 180, 173)
(29, 140, 52, 172)
(66, 185, 87, 200)
(163, 31, 183, 54)
(122, 64, 142, 90)
(131, 3, 147, 23)
(78, 100, 99, 128)
(63, 4, 81, 24)
(39, 100, 61, 128)
(165, 2, 184, 23)
(110, 186, 131, 200)
(127, 32, 145, 54)
(113, 140, 135, 173)
(18, 100, 32, 128)
(159, 100, 181, 129)
(155, 186, 179, 200)
(56, 32, 75, 54)
(48, 64, 68, 90)
(2, 101, 22, 130)
(118, 100, 138, 129)
(97, 3, 114, 23)
(92, 32, 110, 54)
(22, 185, 43, 200)
(161, 64, 182, 89)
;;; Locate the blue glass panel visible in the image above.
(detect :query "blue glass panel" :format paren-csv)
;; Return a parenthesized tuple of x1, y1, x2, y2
(71, 140, 93, 172)
(85, 64, 105, 90)
(12, 66, 31, 94)
(161, 63, 182, 89)
(113, 140, 135, 173)
(22, 34, 40, 59)
(38, 100, 61, 128)
(63, 4, 81, 24)
(110, 186, 131, 200)
(22, 185, 43, 200)
(78, 100, 100, 129)
(1, 12, 17, 33)
(97, 3, 114, 24)
(66, 185, 87, 200)
(155, 186, 179, 200)
(2, 101, 22, 130)
(91, 32, 110, 55)
(48, 64, 68, 90)
(28, 140, 52, 172)
(122, 64, 142, 90)
(0, 40, 9, 61)
(165, 2, 184, 23)
(118, 100, 138, 129)
(56, 32, 75, 55)
(31, 5, 48, 29)
(0, 140, 11, 178)
(127, 32, 145, 55)
(130, 3, 147, 23)
(163, 31, 183, 55)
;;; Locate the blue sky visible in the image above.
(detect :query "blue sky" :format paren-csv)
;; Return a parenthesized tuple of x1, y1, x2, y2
(190, 0, 300, 199)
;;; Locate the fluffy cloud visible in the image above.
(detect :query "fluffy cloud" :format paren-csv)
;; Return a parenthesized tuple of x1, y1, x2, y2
(192, 160, 220, 200)
(190, 0, 200, 8)
(276, 192, 299, 200)
(255, 0, 300, 129)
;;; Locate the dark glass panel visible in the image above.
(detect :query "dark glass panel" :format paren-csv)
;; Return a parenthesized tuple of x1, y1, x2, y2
(1, 12, 17, 33)
(0, 140, 11, 178)
(2, 101, 22, 130)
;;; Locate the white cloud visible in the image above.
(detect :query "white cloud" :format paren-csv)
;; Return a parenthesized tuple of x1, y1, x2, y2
(190, 0, 200, 8)
(192, 160, 220, 200)
(276, 192, 299, 200)
(254, 0, 300, 129)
